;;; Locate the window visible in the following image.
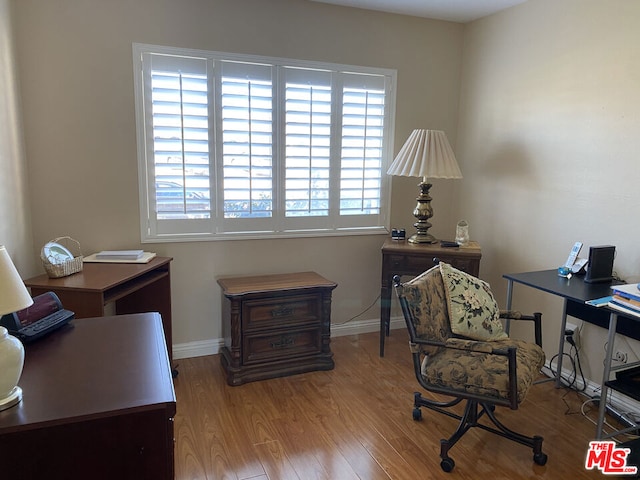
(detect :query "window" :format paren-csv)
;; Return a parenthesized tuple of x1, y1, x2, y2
(133, 44, 396, 242)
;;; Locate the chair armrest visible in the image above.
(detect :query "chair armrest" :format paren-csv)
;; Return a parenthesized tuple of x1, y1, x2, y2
(445, 337, 507, 355)
(500, 310, 536, 320)
(500, 311, 543, 347)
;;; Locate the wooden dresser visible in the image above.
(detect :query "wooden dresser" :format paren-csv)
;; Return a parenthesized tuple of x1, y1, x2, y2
(218, 272, 337, 386)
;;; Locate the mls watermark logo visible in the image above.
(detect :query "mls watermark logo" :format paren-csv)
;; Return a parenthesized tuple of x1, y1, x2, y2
(585, 441, 638, 475)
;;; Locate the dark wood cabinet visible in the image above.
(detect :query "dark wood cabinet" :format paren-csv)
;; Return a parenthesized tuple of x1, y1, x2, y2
(0, 313, 176, 480)
(218, 272, 337, 386)
(380, 239, 482, 356)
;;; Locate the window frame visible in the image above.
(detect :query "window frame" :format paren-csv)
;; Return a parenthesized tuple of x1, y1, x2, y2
(133, 43, 397, 243)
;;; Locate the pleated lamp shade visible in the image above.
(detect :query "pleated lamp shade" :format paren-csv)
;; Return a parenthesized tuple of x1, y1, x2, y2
(387, 129, 462, 180)
(0, 245, 32, 412)
(0, 246, 33, 316)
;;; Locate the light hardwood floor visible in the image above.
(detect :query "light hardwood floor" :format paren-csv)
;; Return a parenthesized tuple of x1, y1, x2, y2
(173, 329, 612, 479)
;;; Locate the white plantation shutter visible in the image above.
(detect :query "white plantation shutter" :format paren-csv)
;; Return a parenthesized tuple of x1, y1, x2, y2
(134, 44, 395, 241)
(340, 73, 385, 219)
(219, 61, 273, 228)
(282, 68, 333, 234)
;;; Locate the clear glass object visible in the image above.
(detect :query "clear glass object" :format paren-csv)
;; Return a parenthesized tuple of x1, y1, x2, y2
(455, 220, 469, 246)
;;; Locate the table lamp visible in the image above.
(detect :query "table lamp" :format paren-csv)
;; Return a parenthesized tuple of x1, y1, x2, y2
(387, 129, 462, 243)
(0, 245, 33, 411)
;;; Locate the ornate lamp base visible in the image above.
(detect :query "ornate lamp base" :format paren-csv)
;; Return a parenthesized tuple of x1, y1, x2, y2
(0, 386, 22, 411)
(408, 232, 438, 244)
(408, 181, 438, 244)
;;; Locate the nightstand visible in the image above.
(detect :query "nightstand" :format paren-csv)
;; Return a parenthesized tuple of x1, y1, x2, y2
(218, 272, 337, 385)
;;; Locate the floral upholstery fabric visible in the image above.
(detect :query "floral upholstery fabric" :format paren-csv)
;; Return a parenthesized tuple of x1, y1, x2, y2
(401, 265, 450, 356)
(399, 263, 545, 404)
(422, 337, 544, 403)
(439, 262, 507, 341)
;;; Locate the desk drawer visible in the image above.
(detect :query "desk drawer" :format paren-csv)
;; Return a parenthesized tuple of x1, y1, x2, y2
(242, 294, 320, 331)
(243, 326, 321, 364)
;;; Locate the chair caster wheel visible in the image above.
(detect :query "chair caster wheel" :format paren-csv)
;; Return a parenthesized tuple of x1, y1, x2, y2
(440, 457, 455, 472)
(412, 407, 422, 421)
(534, 452, 548, 466)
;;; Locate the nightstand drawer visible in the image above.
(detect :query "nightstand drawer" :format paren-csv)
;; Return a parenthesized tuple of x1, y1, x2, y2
(243, 327, 321, 364)
(243, 295, 320, 331)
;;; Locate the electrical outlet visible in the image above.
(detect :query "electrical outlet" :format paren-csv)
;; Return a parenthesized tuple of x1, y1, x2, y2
(564, 322, 579, 348)
(614, 351, 629, 363)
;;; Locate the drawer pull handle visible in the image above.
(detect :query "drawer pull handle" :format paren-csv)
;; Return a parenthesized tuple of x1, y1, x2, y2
(433, 256, 440, 265)
(271, 306, 295, 317)
(271, 334, 296, 349)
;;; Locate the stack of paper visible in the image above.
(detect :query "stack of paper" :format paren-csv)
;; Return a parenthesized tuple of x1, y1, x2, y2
(95, 250, 144, 261)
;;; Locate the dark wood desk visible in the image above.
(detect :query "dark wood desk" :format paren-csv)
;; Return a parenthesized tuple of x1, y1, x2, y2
(0, 313, 176, 479)
(503, 270, 637, 439)
(24, 257, 173, 366)
(380, 239, 481, 356)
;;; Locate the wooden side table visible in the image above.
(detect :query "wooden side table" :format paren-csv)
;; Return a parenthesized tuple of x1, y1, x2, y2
(218, 271, 337, 385)
(380, 239, 482, 356)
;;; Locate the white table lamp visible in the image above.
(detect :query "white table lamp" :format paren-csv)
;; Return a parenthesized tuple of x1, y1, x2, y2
(0, 245, 33, 411)
(387, 129, 462, 243)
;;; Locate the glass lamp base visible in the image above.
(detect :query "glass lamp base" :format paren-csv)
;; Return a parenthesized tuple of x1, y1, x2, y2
(0, 386, 22, 411)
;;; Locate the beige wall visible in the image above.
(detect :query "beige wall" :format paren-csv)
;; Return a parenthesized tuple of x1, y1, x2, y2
(6, 0, 640, 384)
(457, 0, 640, 381)
(0, 0, 37, 276)
(9, 0, 464, 351)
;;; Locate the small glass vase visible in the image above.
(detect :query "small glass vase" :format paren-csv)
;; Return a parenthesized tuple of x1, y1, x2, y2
(455, 220, 470, 246)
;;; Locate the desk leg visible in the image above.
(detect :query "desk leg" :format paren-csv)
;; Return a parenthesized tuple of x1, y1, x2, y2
(554, 299, 570, 388)
(596, 312, 618, 440)
(380, 277, 392, 357)
(505, 279, 514, 334)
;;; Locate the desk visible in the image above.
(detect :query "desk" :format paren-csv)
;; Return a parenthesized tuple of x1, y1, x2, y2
(503, 270, 636, 439)
(24, 257, 173, 366)
(0, 313, 176, 479)
(380, 239, 481, 356)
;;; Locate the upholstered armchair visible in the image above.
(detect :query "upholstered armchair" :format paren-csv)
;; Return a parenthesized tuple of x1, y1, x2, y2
(393, 263, 548, 473)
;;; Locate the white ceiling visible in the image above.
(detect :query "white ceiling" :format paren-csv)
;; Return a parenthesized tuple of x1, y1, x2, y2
(310, 0, 527, 22)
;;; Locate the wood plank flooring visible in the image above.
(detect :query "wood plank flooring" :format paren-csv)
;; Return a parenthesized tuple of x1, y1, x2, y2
(173, 330, 612, 479)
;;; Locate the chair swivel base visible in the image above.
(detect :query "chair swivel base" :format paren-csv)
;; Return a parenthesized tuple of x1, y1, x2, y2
(412, 392, 548, 473)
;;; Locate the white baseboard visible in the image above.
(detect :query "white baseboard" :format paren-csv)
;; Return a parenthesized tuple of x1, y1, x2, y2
(172, 316, 406, 360)
(173, 338, 223, 360)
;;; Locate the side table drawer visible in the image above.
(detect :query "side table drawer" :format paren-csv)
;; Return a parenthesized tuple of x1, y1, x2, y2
(434, 256, 479, 276)
(387, 254, 438, 272)
(243, 326, 322, 364)
(243, 294, 320, 330)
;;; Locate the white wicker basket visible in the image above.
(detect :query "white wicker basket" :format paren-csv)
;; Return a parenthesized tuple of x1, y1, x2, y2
(41, 236, 84, 278)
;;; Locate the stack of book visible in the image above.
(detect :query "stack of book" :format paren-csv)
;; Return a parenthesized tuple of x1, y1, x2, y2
(95, 250, 144, 261)
(585, 283, 640, 318)
(609, 284, 640, 317)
